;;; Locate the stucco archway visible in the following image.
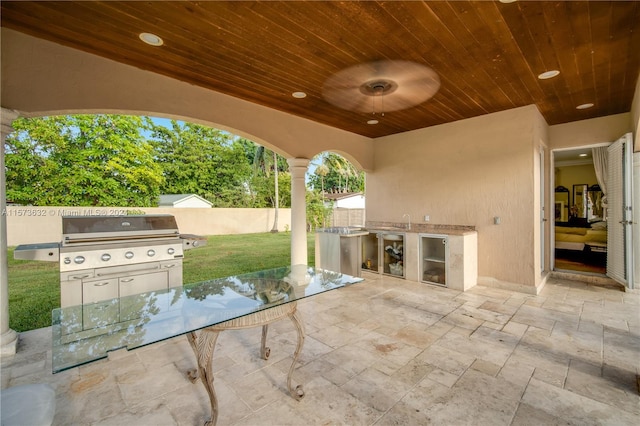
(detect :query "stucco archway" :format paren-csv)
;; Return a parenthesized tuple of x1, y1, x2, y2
(0, 29, 376, 355)
(0, 107, 315, 355)
(1, 29, 374, 170)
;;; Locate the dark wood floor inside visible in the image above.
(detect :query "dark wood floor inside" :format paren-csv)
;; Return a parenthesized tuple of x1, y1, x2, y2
(555, 250, 606, 275)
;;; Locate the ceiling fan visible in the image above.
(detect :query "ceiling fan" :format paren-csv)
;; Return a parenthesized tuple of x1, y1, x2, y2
(322, 60, 441, 120)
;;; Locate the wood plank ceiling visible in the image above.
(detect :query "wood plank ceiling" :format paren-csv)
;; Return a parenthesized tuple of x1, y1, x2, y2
(1, 1, 639, 138)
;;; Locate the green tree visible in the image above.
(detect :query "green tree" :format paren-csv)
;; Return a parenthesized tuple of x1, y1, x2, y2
(236, 137, 259, 165)
(308, 153, 364, 194)
(252, 145, 291, 230)
(315, 163, 329, 200)
(249, 144, 291, 210)
(150, 121, 253, 207)
(306, 190, 333, 231)
(250, 171, 291, 209)
(271, 150, 279, 232)
(5, 115, 162, 206)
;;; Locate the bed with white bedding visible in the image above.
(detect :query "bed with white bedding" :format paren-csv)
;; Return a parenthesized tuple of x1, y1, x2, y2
(555, 221, 607, 252)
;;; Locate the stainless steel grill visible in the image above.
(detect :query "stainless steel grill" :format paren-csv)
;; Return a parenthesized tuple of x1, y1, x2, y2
(14, 215, 206, 307)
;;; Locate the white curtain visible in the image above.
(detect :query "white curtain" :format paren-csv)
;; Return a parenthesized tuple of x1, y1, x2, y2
(592, 147, 608, 205)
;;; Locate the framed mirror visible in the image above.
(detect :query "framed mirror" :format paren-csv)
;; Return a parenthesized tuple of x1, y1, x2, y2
(572, 184, 588, 219)
(587, 184, 604, 220)
(554, 186, 569, 222)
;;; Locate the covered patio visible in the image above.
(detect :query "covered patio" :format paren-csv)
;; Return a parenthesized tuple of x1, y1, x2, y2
(1, 1, 639, 424)
(3, 272, 638, 425)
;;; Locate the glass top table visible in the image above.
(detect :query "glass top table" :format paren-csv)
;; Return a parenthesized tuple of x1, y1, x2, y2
(52, 266, 363, 374)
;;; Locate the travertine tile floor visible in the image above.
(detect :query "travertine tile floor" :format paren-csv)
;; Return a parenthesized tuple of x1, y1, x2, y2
(2, 272, 639, 425)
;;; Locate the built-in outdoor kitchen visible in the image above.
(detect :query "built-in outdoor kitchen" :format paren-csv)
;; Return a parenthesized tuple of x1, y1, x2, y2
(316, 220, 478, 291)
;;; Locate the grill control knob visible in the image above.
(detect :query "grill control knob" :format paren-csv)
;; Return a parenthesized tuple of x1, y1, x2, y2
(74, 256, 85, 264)
(167, 248, 175, 255)
(147, 249, 156, 257)
(101, 253, 111, 262)
(64, 257, 71, 265)
(125, 251, 134, 259)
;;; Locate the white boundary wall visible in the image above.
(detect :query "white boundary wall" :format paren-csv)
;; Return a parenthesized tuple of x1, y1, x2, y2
(3, 206, 291, 246)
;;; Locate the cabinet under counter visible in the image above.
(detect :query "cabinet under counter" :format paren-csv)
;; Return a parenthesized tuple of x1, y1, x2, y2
(419, 232, 477, 291)
(365, 221, 477, 291)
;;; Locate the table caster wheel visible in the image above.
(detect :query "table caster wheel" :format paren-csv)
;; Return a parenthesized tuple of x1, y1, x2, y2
(294, 384, 305, 400)
(187, 369, 199, 383)
(262, 347, 271, 360)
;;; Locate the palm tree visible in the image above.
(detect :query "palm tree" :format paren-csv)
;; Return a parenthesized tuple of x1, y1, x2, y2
(315, 164, 329, 198)
(253, 145, 280, 232)
(324, 153, 357, 192)
(314, 163, 330, 228)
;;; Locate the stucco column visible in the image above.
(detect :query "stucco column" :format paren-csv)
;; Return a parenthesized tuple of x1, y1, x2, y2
(287, 158, 310, 270)
(1, 108, 19, 356)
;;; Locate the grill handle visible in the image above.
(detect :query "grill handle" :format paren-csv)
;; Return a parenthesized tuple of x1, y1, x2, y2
(71, 274, 91, 280)
(96, 264, 161, 277)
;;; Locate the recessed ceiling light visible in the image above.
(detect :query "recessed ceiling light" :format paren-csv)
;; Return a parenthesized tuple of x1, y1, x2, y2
(139, 32, 163, 46)
(499, 0, 518, 3)
(576, 103, 594, 110)
(292, 92, 307, 99)
(538, 70, 560, 80)
(367, 119, 379, 125)
(579, 153, 588, 157)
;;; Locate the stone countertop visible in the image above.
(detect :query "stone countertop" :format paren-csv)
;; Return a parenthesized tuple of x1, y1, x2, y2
(315, 227, 370, 237)
(365, 221, 476, 236)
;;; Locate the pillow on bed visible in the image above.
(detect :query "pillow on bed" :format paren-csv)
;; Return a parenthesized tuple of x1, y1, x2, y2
(590, 221, 607, 230)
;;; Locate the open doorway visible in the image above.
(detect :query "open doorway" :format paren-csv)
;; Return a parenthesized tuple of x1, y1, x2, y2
(552, 146, 608, 275)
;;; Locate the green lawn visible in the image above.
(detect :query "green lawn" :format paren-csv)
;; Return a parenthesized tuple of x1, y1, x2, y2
(8, 232, 315, 332)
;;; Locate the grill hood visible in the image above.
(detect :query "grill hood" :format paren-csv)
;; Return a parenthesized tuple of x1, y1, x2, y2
(62, 215, 179, 245)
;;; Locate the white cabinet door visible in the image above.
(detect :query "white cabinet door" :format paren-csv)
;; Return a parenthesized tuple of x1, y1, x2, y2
(119, 270, 168, 297)
(83, 278, 118, 303)
(119, 270, 169, 322)
(82, 278, 119, 330)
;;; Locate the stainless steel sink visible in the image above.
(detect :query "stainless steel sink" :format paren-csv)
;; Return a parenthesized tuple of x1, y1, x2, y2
(317, 227, 368, 235)
(367, 228, 406, 241)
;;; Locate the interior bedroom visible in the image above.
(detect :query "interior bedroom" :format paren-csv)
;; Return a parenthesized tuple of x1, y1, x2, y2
(554, 147, 608, 274)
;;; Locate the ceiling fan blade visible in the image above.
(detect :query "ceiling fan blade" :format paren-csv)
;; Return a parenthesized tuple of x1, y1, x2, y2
(322, 60, 440, 113)
(322, 87, 371, 111)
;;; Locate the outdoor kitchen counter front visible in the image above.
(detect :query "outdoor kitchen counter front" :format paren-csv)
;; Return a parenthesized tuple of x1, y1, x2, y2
(52, 266, 362, 424)
(365, 221, 478, 290)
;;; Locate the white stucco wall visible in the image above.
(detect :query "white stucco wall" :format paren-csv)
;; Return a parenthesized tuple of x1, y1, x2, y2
(548, 113, 631, 149)
(4, 207, 290, 246)
(533, 107, 550, 287)
(367, 106, 631, 291)
(335, 195, 365, 209)
(368, 105, 540, 289)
